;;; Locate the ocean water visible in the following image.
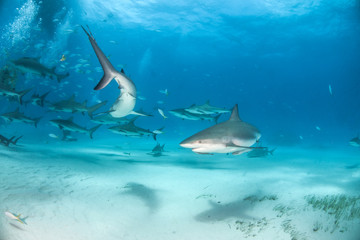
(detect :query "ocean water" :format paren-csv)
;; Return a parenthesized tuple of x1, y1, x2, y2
(0, 0, 360, 239)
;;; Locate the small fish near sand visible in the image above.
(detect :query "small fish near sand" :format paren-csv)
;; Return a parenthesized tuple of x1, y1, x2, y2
(5, 211, 27, 225)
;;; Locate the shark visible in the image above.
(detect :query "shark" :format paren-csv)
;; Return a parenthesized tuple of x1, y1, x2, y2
(9, 57, 69, 83)
(0, 134, 22, 146)
(147, 142, 166, 157)
(1, 108, 41, 127)
(50, 117, 101, 139)
(48, 95, 107, 118)
(91, 114, 139, 125)
(349, 136, 360, 147)
(82, 26, 143, 118)
(108, 118, 161, 140)
(185, 101, 230, 115)
(169, 108, 221, 123)
(0, 86, 31, 104)
(247, 147, 276, 158)
(180, 104, 261, 155)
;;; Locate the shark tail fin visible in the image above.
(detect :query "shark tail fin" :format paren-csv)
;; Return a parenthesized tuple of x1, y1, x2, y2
(269, 148, 276, 155)
(87, 101, 108, 118)
(34, 117, 41, 128)
(94, 73, 114, 90)
(5, 136, 15, 146)
(18, 88, 32, 105)
(89, 124, 101, 139)
(13, 136, 23, 145)
(214, 114, 221, 124)
(40, 91, 50, 106)
(56, 72, 69, 83)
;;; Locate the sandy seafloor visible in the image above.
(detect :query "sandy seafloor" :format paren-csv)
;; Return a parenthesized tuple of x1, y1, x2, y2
(1, 139, 360, 240)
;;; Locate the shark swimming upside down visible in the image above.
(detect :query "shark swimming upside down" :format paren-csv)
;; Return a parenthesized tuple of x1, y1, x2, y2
(82, 26, 144, 118)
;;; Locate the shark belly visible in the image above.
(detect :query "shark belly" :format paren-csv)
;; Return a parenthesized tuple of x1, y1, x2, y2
(109, 75, 137, 118)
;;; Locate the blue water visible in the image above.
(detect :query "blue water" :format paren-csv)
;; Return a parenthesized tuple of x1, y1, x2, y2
(0, 0, 360, 239)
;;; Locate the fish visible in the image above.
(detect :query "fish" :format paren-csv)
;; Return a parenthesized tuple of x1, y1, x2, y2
(0, 134, 22, 146)
(60, 55, 66, 62)
(180, 104, 261, 155)
(50, 117, 101, 139)
(169, 108, 221, 123)
(82, 26, 143, 118)
(1, 108, 41, 127)
(158, 108, 167, 119)
(9, 57, 69, 83)
(147, 143, 165, 157)
(159, 89, 169, 96)
(0, 86, 31, 104)
(247, 147, 276, 158)
(349, 136, 360, 147)
(5, 211, 27, 224)
(185, 101, 230, 115)
(49, 133, 59, 139)
(108, 118, 161, 140)
(48, 95, 107, 118)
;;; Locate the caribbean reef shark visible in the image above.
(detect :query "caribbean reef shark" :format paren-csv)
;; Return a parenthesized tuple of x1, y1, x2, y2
(82, 26, 144, 118)
(1, 108, 41, 127)
(0, 86, 31, 104)
(9, 57, 69, 83)
(50, 117, 101, 139)
(180, 104, 261, 155)
(108, 118, 162, 140)
(48, 95, 107, 118)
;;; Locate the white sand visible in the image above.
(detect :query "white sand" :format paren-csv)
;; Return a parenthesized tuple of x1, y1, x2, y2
(1, 141, 359, 240)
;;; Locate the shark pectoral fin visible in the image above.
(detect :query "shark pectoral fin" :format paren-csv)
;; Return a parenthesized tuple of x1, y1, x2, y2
(232, 148, 253, 155)
(130, 111, 150, 117)
(195, 152, 213, 155)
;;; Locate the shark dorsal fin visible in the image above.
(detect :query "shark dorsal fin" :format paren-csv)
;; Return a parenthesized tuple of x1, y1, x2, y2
(69, 94, 75, 101)
(129, 116, 139, 123)
(205, 100, 210, 105)
(67, 116, 74, 122)
(229, 104, 241, 121)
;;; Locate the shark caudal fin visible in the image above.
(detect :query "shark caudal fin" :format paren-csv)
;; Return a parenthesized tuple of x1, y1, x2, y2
(39, 91, 50, 106)
(34, 117, 41, 128)
(13, 136, 23, 145)
(269, 148, 276, 155)
(18, 88, 32, 105)
(56, 72, 69, 83)
(214, 114, 221, 124)
(88, 124, 101, 139)
(81, 25, 117, 91)
(87, 101, 108, 118)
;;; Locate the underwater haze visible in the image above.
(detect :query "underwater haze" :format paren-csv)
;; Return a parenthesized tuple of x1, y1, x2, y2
(0, 0, 360, 239)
